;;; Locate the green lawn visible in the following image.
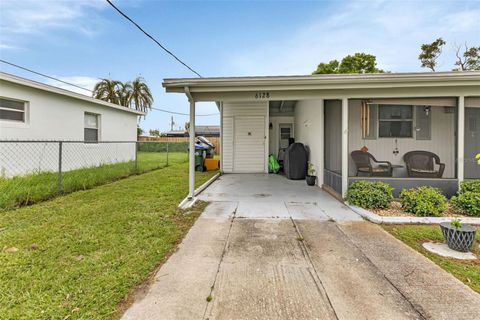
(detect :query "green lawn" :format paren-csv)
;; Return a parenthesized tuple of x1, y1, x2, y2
(383, 225, 480, 294)
(0, 152, 188, 211)
(0, 162, 216, 319)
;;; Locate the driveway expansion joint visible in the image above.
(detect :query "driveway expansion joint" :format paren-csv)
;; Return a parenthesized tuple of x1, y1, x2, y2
(202, 206, 237, 320)
(289, 216, 339, 320)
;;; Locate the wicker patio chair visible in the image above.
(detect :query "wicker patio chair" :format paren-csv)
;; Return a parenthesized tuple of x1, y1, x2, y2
(351, 150, 393, 177)
(403, 151, 445, 178)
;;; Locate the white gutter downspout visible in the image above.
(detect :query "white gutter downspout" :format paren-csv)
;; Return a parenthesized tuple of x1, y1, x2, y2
(185, 86, 195, 200)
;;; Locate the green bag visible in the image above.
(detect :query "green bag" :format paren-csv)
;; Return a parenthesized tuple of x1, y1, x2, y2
(268, 154, 280, 173)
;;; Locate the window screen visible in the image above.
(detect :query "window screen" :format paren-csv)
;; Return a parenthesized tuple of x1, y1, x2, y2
(378, 105, 413, 138)
(415, 106, 431, 140)
(84, 113, 99, 142)
(0, 98, 26, 122)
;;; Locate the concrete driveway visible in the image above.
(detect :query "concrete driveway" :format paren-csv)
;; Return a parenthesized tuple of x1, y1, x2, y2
(122, 175, 480, 320)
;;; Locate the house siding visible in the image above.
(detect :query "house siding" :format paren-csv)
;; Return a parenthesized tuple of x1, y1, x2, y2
(222, 101, 267, 173)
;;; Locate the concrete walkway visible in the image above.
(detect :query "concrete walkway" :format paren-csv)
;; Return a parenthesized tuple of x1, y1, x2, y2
(122, 175, 480, 320)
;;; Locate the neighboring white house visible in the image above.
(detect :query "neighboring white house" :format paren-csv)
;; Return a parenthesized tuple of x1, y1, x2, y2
(0, 72, 144, 177)
(163, 71, 480, 201)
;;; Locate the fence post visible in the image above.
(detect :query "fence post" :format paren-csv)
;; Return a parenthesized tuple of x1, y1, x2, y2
(166, 141, 169, 166)
(57, 141, 63, 194)
(134, 141, 138, 172)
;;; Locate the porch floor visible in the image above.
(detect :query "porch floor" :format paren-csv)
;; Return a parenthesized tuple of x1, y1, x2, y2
(197, 174, 362, 221)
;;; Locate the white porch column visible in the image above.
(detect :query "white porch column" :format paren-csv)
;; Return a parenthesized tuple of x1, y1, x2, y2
(188, 94, 196, 199)
(457, 96, 465, 186)
(341, 98, 349, 198)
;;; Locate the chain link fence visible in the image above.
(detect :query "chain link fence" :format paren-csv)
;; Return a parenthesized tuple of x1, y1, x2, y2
(0, 140, 189, 210)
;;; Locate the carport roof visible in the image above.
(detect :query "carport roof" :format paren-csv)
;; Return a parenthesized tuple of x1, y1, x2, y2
(163, 71, 480, 93)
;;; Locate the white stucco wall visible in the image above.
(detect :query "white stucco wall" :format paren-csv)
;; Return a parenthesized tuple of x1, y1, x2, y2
(0, 80, 139, 177)
(294, 99, 324, 186)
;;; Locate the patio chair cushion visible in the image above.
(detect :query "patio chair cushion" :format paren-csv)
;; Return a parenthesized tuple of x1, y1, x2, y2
(359, 167, 387, 172)
(411, 168, 437, 174)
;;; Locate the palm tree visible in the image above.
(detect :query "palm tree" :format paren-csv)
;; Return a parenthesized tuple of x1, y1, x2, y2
(116, 81, 132, 107)
(92, 79, 123, 105)
(127, 77, 153, 112)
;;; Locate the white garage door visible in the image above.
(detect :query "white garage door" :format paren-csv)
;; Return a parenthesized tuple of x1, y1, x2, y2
(233, 116, 265, 173)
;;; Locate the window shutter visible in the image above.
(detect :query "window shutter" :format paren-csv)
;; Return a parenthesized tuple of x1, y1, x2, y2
(361, 102, 377, 140)
(415, 106, 431, 140)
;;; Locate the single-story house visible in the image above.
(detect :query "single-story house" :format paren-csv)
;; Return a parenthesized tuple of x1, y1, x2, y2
(0, 72, 144, 177)
(163, 71, 480, 200)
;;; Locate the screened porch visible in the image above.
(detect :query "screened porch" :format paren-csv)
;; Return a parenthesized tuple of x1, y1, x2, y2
(323, 97, 480, 198)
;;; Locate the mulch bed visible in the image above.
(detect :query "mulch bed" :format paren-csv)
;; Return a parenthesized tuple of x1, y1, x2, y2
(371, 201, 466, 218)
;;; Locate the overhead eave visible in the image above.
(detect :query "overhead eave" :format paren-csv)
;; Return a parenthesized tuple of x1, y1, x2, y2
(1, 72, 146, 116)
(163, 71, 480, 94)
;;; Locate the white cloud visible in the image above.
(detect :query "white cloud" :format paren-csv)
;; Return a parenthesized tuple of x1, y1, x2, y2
(0, 0, 109, 50)
(226, 1, 480, 75)
(45, 76, 99, 96)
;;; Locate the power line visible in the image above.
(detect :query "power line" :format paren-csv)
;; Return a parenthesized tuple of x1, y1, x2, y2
(0, 59, 217, 116)
(0, 59, 93, 93)
(151, 107, 218, 117)
(105, 0, 202, 78)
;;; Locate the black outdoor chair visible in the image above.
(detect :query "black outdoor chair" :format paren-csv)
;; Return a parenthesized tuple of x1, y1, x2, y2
(351, 150, 393, 177)
(403, 151, 445, 178)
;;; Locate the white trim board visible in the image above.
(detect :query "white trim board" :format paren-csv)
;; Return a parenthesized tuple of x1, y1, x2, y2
(348, 204, 480, 225)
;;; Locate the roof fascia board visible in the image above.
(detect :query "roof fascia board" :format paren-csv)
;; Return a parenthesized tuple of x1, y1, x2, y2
(188, 85, 480, 102)
(163, 72, 480, 94)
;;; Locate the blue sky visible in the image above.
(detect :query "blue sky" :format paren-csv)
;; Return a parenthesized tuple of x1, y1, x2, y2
(1, 0, 479, 132)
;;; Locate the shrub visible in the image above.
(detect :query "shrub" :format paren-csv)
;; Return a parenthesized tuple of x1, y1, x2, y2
(400, 187, 447, 217)
(347, 181, 393, 209)
(138, 142, 188, 153)
(451, 191, 480, 217)
(458, 180, 480, 194)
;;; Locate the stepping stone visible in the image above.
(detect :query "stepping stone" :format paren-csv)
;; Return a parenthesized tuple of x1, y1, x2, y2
(422, 242, 477, 260)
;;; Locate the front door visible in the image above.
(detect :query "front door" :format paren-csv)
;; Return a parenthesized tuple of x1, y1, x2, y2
(465, 108, 480, 179)
(279, 123, 293, 149)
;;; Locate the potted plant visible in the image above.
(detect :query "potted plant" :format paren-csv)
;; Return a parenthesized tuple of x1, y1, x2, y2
(440, 219, 477, 252)
(306, 162, 316, 186)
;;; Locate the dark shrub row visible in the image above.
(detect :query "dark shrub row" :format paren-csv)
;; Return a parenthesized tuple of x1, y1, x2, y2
(347, 180, 480, 217)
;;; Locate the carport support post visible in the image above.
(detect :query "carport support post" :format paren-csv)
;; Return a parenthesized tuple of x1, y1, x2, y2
(457, 96, 465, 186)
(186, 87, 196, 200)
(341, 98, 349, 199)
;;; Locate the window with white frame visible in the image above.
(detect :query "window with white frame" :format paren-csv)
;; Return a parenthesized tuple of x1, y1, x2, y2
(378, 105, 413, 138)
(0, 98, 26, 122)
(84, 112, 99, 142)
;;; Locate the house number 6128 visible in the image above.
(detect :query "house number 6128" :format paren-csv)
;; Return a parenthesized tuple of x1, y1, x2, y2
(255, 92, 270, 99)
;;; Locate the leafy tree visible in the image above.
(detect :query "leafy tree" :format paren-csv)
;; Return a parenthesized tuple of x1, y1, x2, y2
(137, 126, 144, 137)
(419, 38, 479, 71)
(313, 60, 340, 74)
(149, 129, 161, 137)
(418, 38, 446, 71)
(454, 44, 480, 71)
(313, 53, 384, 74)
